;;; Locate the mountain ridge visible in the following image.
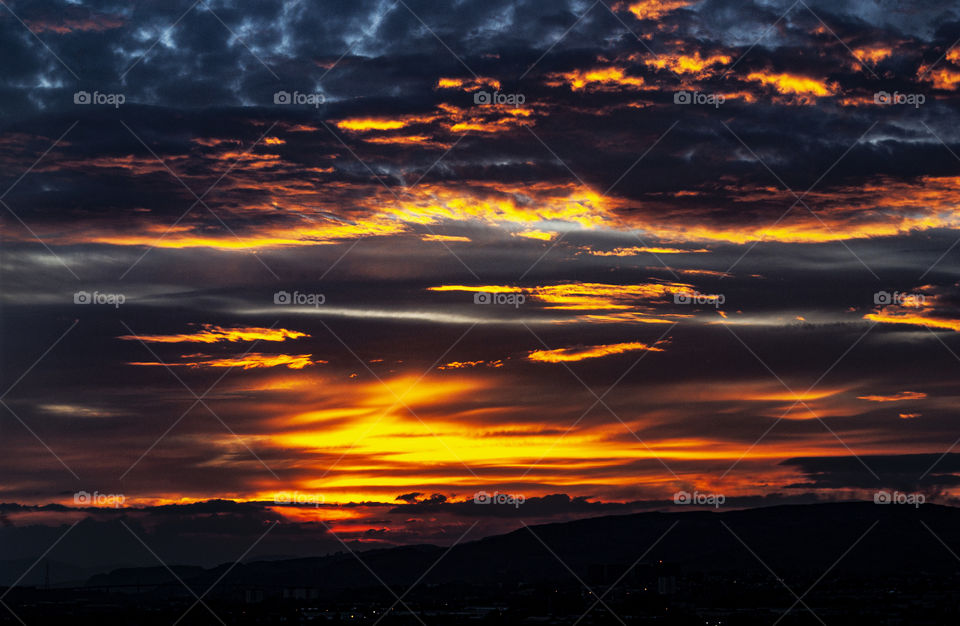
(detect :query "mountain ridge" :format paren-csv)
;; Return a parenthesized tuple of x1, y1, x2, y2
(83, 501, 960, 590)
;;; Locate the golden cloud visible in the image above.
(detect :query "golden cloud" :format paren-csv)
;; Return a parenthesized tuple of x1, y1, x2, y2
(436, 76, 502, 91)
(745, 71, 836, 98)
(118, 324, 308, 343)
(527, 341, 664, 362)
(624, 0, 694, 20)
(545, 66, 646, 91)
(863, 285, 960, 332)
(645, 52, 731, 77)
(438, 360, 504, 370)
(130, 353, 324, 370)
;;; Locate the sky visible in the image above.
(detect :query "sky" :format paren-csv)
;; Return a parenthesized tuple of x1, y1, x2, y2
(2, 0, 960, 569)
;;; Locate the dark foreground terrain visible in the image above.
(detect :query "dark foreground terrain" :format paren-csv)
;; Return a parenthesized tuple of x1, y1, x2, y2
(3, 502, 959, 624)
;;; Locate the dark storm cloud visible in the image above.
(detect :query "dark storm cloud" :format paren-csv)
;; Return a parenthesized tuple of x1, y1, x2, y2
(781, 453, 960, 491)
(3, 0, 960, 256)
(0, 0, 954, 114)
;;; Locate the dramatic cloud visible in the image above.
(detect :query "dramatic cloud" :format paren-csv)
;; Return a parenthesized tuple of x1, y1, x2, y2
(118, 325, 309, 343)
(527, 341, 664, 362)
(2, 0, 960, 568)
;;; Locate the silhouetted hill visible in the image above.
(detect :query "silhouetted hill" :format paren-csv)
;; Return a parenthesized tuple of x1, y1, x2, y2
(86, 502, 960, 590)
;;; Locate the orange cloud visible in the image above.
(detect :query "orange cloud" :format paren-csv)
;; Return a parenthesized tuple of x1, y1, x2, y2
(43, 360, 922, 505)
(748, 389, 843, 403)
(674, 268, 732, 278)
(625, 0, 694, 20)
(430, 281, 693, 325)
(29, 158, 960, 251)
(74, 181, 614, 249)
(745, 71, 836, 98)
(919, 66, 960, 90)
(335, 103, 536, 140)
(385, 182, 617, 230)
(335, 118, 413, 131)
(436, 77, 502, 91)
(917, 47, 960, 90)
(438, 360, 504, 370)
(429, 285, 523, 294)
(439, 102, 535, 133)
(285, 124, 319, 133)
(420, 234, 472, 242)
(130, 353, 324, 370)
(430, 281, 692, 311)
(623, 175, 960, 244)
(864, 311, 960, 331)
(334, 113, 442, 132)
(570, 312, 688, 324)
(362, 135, 435, 145)
(546, 67, 646, 91)
(857, 391, 927, 402)
(851, 46, 893, 68)
(585, 246, 710, 256)
(118, 324, 308, 343)
(514, 229, 554, 241)
(645, 52, 731, 77)
(863, 285, 960, 332)
(256, 368, 733, 504)
(531, 282, 691, 310)
(527, 341, 664, 362)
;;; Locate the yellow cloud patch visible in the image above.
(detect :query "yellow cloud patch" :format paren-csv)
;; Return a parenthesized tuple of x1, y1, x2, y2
(130, 353, 324, 370)
(527, 341, 664, 362)
(438, 360, 504, 370)
(745, 71, 835, 97)
(118, 324, 308, 343)
(436, 76, 502, 91)
(645, 52, 731, 77)
(626, 0, 694, 20)
(546, 67, 645, 91)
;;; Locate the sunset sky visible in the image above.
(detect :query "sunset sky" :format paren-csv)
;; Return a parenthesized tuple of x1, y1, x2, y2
(2, 0, 960, 566)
